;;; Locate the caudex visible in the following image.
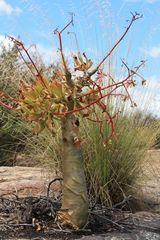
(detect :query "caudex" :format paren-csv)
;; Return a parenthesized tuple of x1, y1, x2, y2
(0, 12, 145, 229)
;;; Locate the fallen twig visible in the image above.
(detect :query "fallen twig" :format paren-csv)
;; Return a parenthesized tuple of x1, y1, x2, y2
(90, 211, 125, 232)
(47, 177, 63, 200)
(119, 221, 160, 233)
(113, 195, 132, 209)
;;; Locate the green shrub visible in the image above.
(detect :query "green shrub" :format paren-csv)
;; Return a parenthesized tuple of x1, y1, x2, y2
(0, 111, 23, 165)
(82, 110, 159, 207)
(0, 45, 33, 165)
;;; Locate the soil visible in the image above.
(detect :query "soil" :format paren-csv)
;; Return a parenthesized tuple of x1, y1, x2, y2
(0, 150, 160, 239)
(134, 150, 160, 212)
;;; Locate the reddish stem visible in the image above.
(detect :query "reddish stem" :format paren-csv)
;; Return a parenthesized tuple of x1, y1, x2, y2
(54, 16, 73, 74)
(57, 32, 68, 72)
(81, 60, 144, 100)
(8, 36, 49, 91)
(0, 92, 18, 102)
(52, 86, 118, 116)
(88, 13, 142, 76)
(0, 101, 15, 109)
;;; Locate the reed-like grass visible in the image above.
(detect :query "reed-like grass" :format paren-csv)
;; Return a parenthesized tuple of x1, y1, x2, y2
(81, 110, 159, 207)
(22, 123, 62, 171)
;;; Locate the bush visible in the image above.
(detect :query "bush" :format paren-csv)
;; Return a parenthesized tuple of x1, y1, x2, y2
(0, 45, 34, 165)
(82, 110, 159, 207)
(0, 110, 26, 165)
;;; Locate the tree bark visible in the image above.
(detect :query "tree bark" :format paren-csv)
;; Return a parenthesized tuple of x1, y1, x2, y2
(58, 114, 89, 229)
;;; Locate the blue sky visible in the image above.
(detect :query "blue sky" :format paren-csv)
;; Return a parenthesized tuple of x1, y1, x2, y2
(0, 0, 160, 116)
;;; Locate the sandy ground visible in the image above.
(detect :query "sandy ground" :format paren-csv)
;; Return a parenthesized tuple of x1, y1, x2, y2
(0, 166, 61, 198)
(136, 150, 160, 211)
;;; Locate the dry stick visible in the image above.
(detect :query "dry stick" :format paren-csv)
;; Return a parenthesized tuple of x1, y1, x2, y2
(72, 228, 92, 234)
(113, 195, 132, 209)
(48, 228, 72, 233)
(90, 211, 125, 231)
(60, 14, 74, 34)
(8, 223, 33, 227)
(118, 221, 160, 233)
(47, 177, 63, 200)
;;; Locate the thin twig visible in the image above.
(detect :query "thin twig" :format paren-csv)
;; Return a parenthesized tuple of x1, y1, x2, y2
(113, 195, 132, 209)
(90, 211, 125, 231)
(47, 177, 63, 200)
(119, 221, 160, 233)
(54, 14, 74, 75)
(88, 12, 142, 76)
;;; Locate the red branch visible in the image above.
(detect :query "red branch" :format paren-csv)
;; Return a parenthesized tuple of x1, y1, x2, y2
(52, 59, 144, 117)
(0, 92, 18, 102)
(0, 101, 15, 109)
(7, 36, 49, 91)
(80, 60, 145, 105)
(54, 15, 74, 73)
(88, 12, 142, 76)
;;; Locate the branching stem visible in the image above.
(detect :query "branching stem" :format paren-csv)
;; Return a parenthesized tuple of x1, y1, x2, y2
(88, 12, 142, 76)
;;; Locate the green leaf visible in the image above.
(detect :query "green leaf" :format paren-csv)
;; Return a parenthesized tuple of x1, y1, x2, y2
(50, 80, 63, 98)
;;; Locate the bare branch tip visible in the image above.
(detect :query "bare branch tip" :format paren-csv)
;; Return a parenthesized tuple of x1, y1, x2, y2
(53, 27, 59, 35)
(6, 35, 24, 48)
(69, 12, 75, 25)
(130, 11, 143, 21)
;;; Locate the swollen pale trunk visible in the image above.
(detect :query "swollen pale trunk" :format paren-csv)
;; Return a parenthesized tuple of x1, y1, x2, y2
(58, 115, 89, 229)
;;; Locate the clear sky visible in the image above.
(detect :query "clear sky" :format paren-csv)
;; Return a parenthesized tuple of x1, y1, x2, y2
(0, 0, 160, 117)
